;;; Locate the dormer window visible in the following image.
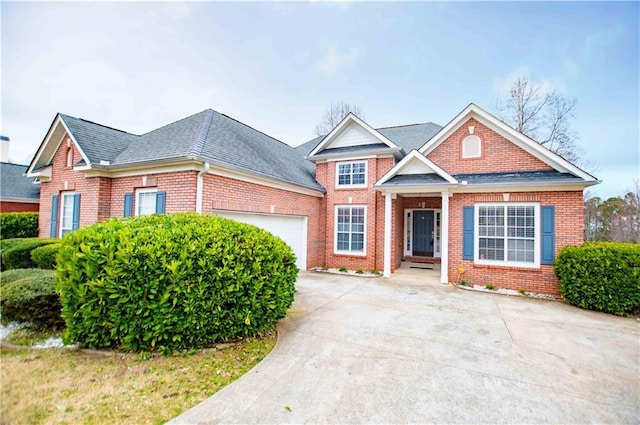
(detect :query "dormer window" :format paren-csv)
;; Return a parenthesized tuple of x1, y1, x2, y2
(66, 148, 73, 167)
(336, 161, 367, 188)
(462, 135, 482, 158)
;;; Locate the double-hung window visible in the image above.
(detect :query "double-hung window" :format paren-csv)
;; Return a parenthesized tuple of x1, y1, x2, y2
(136, 188, 158, 216)
(476, 203, 539, 266)
(336, 161, 367, 188)
(335, 206, 366, 255)
(59, 193, 77, 236)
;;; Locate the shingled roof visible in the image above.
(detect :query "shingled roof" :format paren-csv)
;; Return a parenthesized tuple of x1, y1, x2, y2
(295, 122, 443, 157)
(59, 110, 323, 192)
(0, 162, 40, 201)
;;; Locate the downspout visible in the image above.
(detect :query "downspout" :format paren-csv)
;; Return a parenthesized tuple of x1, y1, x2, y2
(196, 162, 210, 214)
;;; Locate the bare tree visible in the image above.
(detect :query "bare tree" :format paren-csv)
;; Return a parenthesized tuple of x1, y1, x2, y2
(496, 77, 583, 163)
(314, 102, 365, 136)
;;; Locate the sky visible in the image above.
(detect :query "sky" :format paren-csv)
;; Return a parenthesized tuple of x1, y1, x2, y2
(1, 1, 638, 199)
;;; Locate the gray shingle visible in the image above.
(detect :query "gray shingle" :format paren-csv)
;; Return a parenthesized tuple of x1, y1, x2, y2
(0, 162, 40, 200)
(381, 174, 449, 186)
(59, 114, 138, 164)
(453, 170, 583, 184)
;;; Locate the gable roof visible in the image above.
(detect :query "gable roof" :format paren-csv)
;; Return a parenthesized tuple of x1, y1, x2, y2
(297, 121, 442, 158)
(307, 113, 400, 158)
(0, 162, 40, 201)
(419, 103, 597, 182)
(376, 150, 457, 186)
(29, 109, 323, 192)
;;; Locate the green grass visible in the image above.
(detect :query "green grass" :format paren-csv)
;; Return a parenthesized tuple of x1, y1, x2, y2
(1, 331, 276, 424)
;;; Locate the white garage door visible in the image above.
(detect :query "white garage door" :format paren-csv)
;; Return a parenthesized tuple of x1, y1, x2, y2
(213, 211, 308, 270)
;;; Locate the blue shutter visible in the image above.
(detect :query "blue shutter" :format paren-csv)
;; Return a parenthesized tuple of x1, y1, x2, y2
(71, 194, 81, 230)
(155, 191, 166, 214)
(124, 193, 133, 217)
(541, 206, 555, 265)
(462, 206, 474, 260)
(50, 195, 59, 238)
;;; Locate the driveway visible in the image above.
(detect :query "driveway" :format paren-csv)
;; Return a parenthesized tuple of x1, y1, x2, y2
(170, 271, 639, 424)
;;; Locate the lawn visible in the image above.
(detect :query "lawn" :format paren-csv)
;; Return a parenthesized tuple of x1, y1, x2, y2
(1, 332, 276, 424)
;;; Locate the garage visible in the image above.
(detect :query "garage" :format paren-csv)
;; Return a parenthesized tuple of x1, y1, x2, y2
(213, 210, 308, 270)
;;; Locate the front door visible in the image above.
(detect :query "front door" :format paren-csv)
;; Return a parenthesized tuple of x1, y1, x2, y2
(412, 210, 434, 257)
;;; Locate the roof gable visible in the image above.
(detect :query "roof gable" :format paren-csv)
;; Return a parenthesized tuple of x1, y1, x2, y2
(1, 162, 40, 200)
(376, 150, 457, 186)
(308, 113, 399, 157)
(418, 103, 596, 181)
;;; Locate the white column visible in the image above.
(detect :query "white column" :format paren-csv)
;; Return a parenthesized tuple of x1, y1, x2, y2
(383, 192, 393, 278)
(440, 191, 450, 284)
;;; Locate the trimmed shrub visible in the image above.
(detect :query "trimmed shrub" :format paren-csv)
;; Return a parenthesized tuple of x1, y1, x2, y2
(1, 238, 57, 270)
(31, 244, 60, 270)
(0, 269, 63, 329)
(57, 212, 298, 352)
(0, 213, 39, 239)
(554, 242, 640, 316)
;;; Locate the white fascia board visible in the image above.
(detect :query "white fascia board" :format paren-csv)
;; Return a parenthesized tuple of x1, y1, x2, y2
(58, 118, 92, 168)
(376, 150, 457, 185)
(451, 180, 600, 193)
(26, 165, 52, 181)
(27, 115, 65, 175)
(308, 113, 399, 157)
(312, 150, 398, 162)
(374, 183, 457, 194)
(419, 103, 597, 182)
(0, 197, 40, 203)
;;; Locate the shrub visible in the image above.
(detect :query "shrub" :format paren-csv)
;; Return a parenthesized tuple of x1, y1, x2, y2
(0, 269, 63, 329)
(0, 213, 38, 239)
(1, 238, 57, 270)
(57, 213, 298, 352)
(554, 242, 640, 316)
(31, 244, 60, 270)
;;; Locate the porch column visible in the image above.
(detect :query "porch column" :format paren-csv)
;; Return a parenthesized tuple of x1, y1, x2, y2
(383, 192, 393, 278)
(440, 191, 450, 284)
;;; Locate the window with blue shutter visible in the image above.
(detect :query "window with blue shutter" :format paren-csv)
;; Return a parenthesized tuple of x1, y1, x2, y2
(50, 195, 59, 238)
(155, 191, 166, 214)
(72, 194, 81, 230)
(462, 206, 474, 260)
(541, 206, 555, 265)
(124, 193, 133, 217)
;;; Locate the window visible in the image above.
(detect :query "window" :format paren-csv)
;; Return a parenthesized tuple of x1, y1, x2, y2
(336, 161, 367, 187)
(462, 135, 481, 158)
(335, 206, 366, 254)
(136, 188, 158, 216)
(476, 203, 539, 266)
(59, 193, 79, 237)
(66, 149, 73, 167)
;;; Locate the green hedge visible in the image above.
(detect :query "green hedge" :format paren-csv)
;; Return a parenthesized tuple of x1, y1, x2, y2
(0, 269, 63, 329)
(31, 244, 60, 270)
(0, 212, 39, 239)
(57, 213, 298, 352)
(554, 242, 640, 315)
(1, 238, 57, 271)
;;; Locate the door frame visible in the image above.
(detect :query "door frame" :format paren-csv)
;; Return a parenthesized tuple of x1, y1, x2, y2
(404, 208, 442, 258)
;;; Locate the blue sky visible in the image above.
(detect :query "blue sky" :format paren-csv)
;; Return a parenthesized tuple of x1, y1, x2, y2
(2, 1, 638, 199)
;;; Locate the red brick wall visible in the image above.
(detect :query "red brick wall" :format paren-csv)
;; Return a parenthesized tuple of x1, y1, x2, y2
(201, 174, 323, 269)
(447, 191, 584, 295)
(0, 202, 39, 213)
(427, 118, 553, 174)
(317, 157, 395, 271)
(38, 137, 102, 237)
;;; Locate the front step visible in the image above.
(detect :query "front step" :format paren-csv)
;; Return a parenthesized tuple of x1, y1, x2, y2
(409, 262, 435, 270)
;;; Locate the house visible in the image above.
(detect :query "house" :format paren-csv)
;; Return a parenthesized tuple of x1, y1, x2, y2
(0, 162, 41, 212)
(26, 103, 598, 294)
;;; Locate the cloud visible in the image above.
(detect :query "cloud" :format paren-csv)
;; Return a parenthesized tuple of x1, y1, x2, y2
(315, 45, 359, 76)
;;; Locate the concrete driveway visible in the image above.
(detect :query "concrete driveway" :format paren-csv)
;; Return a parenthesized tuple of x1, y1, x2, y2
(170, 271, 639, 424)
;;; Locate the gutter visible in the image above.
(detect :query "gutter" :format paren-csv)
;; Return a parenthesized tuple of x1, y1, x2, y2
(195, 162, 210, 213)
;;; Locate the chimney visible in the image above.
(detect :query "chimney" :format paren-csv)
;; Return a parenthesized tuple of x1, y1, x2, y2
(0, 136, 9, 162)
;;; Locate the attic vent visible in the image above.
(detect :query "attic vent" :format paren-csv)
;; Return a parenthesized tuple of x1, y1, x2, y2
(462, 135, 481, 159)
(99, 160, 110, 165)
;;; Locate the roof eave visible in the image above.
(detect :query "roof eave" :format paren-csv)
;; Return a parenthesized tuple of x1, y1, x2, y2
(307, 147, 402, 162)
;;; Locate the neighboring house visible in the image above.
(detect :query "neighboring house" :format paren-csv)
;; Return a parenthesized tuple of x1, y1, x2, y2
(27, 103, 598, 294)
(0, 162, 40, 212)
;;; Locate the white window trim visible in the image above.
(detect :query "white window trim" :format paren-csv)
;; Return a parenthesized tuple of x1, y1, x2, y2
(462, 135, 482, 158)
(135, 187, 158, 216)
(335, 160, 368, 189)
(474, 202, 540, 268)
(59, 192, 77, 237)
(334, 205, 367, 256)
